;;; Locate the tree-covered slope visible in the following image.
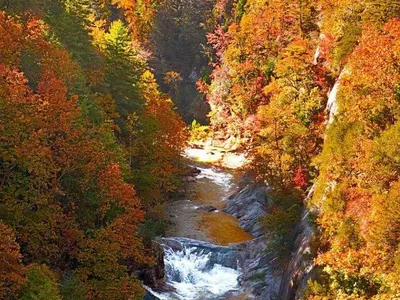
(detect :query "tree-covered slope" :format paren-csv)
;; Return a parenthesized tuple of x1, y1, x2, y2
(201, 0, 400, 298)
(0, 1, 186, 298)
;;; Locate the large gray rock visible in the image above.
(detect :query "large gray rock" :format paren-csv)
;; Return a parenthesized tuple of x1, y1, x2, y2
(224, 184, 270, 237)
(197, 205, 217, 212)
(235, 237, 282, 300)
(218, 181, 283, 300)
(222, 181, 316, 300)
(141, 241, 175, 293)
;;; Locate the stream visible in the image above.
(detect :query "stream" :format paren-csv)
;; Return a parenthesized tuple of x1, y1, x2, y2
(146, 148, 254, 299)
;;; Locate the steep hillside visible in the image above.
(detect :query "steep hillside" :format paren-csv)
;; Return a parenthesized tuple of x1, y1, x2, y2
(200, 0, 400, 298)
(0, 0, 186, 298)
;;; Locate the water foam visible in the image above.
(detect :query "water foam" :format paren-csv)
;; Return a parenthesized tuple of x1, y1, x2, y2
(195, 166, 233, 191)
(162, 246, 240, 299)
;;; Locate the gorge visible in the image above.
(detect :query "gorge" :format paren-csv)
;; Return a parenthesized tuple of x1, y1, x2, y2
(0, 1, 399, 299)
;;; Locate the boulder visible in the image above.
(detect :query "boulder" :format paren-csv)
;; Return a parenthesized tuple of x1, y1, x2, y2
(235, 237, 282, 300)
(158, 238, 184, 252)
(224, 184, 270, 237)
(197, 205, 217, 212)
(186, 166, 201, 177)
(141, 241, 175, 292)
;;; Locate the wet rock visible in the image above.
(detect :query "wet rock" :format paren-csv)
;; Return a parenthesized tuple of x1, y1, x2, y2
(197, 205, 217, 212)
(144, 283, 176, 299)
(234, 237, 282, 300)
(218, 181, 285, 300)
(186, 166, 201, 177)
(141, 241, 174, 292)
(182, 176, 197, 182)
(158, 238, 184, 252)
(143, 291, 160, 300)
(224, 184, 270, 237)
(226, 182, 317, 300)
(238, 201, 264, 235)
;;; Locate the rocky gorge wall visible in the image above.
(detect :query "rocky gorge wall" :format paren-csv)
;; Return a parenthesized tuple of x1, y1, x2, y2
(221, 179, 316, 300)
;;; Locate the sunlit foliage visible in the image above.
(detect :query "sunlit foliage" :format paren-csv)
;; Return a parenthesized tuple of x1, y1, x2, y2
(0, 1, 186, 297)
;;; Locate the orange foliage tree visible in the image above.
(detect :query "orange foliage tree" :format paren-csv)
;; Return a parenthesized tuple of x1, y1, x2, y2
(0, 222, 26, 298)
(131, 71, 187, 213)
(0, 11, 150, 298)
(309, 18, 400, 298)
(111, 0, 163, 43)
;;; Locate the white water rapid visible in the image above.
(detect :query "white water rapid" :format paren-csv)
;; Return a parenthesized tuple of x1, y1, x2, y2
(146, 239, 241, 300)
(151, 243, 240, 300)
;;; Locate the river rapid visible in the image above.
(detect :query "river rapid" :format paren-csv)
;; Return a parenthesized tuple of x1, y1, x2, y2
(147, 148, 253, 300)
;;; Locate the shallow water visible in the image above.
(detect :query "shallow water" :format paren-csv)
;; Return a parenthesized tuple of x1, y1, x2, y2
(164, 160, 252, 245)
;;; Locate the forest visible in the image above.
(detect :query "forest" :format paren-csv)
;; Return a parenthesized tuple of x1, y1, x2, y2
(0, 0, 399, 299)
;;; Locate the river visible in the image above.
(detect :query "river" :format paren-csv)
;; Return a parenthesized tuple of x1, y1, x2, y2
(146, 148, 254, 299)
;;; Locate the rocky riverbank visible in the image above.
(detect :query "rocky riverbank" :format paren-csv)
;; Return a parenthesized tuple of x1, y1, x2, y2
(145, 147, 315, 299)
(224, 181, 281, 300)
(223, 178, 316, 300)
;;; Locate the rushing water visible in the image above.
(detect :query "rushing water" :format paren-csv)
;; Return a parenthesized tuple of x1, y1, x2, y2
(326, 77, 340, 124)
(148, 240, 241, 300)
(164, 246, 239, 297)
(195, 165, 233, 192)
(147, 148, 251, 299)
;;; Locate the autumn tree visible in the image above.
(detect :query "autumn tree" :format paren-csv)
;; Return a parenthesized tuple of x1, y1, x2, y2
(111, 0, 163, 43)
(102, 20, 145, 128)
(130, 71, 187, 215)
(0, 11, 153, 298)
(19, 265, 61, 300)
(308, 18, 400, 298)
(0, 222, 26, 299)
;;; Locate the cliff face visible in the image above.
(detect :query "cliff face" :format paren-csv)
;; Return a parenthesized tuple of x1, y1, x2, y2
(279, 210, 315, 300)
(225, 180, 316, 300)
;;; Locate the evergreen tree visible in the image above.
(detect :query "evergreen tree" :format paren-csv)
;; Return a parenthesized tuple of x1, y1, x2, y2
(103, 20, 145, 126)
